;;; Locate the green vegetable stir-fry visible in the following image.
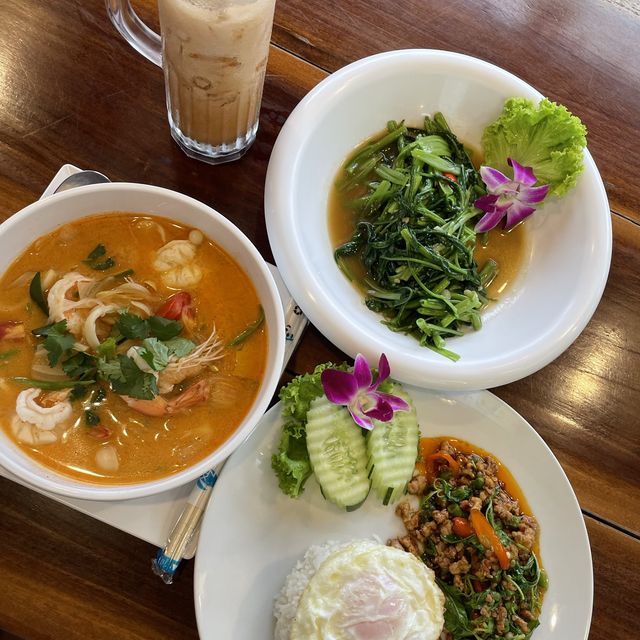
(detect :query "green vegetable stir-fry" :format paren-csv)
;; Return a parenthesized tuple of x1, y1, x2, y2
(334, 114, 494, 361)
(391, 441, 547, 639)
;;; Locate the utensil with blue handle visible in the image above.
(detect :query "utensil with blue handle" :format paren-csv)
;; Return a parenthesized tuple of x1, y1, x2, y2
(152, 295, 307, 582)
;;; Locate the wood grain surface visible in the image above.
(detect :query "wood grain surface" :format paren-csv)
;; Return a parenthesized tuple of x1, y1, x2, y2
(0, 0, 638, 639)
(272, 0, 640, 220)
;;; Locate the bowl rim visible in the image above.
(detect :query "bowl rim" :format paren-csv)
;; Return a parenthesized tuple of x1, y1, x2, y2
(265, 48, 612, 391)
(0, 182, 286, 500)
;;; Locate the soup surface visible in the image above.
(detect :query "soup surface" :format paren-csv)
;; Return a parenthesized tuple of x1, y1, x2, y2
(0, 212, 267, 483)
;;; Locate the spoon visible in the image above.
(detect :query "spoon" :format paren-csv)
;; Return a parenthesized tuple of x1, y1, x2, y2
(53, 170, 111, 193)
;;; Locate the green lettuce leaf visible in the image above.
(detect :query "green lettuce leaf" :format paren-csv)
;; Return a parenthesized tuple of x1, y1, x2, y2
(271, 362, 350, 498)
(482, 97, 587, 197)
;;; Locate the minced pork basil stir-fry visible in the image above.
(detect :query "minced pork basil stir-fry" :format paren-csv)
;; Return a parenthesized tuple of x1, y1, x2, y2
(389, 440, 547, 640)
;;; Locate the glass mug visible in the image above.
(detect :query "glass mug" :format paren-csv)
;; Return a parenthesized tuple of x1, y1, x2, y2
(106, 0, 276, 164)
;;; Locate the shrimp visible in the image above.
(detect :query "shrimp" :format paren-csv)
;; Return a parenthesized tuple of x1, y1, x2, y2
(153, 239, 203, 288)
(83, 303, 120, 349)
(157, 327, 224, 393)
(122, 379, 210, 417)
(15, 388, 72, 430)
(47, 272, 97, 336)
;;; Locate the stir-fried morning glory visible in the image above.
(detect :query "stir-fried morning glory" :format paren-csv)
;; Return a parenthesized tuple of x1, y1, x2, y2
(334, 114, 493, 361)
(320, 353, 409, 430)
(474, 158, 550, 232)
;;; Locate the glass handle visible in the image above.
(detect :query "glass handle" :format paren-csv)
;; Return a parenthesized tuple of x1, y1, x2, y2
(105, 0, 162, 68)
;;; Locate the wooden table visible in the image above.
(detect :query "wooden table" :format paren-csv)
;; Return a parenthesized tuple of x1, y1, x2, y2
(0, 0, 638, 638)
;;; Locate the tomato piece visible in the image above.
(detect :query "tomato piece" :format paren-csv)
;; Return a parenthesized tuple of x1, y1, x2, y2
(156, 292, 192, 321)
(87, 424, 112, 440)
(443, 172, 458, 182)
(0, 321, 25, 341)
(452, 516, 474, 538)
(469, 509, 510, 570)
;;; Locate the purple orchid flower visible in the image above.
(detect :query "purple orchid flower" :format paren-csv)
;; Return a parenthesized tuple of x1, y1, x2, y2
(320, 353, 410, 430)
(474, 158, 550, 233)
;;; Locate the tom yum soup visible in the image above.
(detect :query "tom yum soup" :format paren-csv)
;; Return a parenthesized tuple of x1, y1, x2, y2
(0, 213, 267, 483)
(329, 115, 526, 361)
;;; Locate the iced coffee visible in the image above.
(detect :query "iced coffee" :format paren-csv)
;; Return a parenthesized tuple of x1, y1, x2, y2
(158, 0, 276, 162)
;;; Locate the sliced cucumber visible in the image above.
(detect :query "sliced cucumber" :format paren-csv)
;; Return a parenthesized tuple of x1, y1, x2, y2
(366, 384, 419, 505)
(305, 395, 370, 510)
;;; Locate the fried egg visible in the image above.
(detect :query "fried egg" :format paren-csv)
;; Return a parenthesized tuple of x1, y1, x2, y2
(289, 540, 444, 640)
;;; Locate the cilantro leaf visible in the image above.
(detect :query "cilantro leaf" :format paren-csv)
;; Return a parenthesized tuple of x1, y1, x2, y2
(138, 338, 171, 371)
(147, 316, 183, 340)
(33, 320, 75, 366)
(164, 337, 196, 358)
(61, 352, 98, 381)
(115, 312, 149, 340)
(97, 357, 124, 381)
(113, 313, 183, 341)
(32, 320, 67, 337)
(98, 354, 158, 400)
(96, 337, 117, 359)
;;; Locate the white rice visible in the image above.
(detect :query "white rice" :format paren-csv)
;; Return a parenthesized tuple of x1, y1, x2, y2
(273, 540, 347, 640)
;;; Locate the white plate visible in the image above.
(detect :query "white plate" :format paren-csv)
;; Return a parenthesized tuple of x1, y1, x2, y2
(265, 49, 611, 391)
(194, 385, 593, 639)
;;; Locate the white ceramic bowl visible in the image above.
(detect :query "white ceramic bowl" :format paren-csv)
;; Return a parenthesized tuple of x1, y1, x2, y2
(0, 183, 285, 500)
(265, 49, 611, 390)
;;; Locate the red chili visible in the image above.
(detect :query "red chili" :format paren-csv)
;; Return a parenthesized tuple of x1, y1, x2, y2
(156, 292, 193, 321)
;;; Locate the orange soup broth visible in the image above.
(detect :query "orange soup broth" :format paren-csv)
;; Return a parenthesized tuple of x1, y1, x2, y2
(0, 213, 267, 484)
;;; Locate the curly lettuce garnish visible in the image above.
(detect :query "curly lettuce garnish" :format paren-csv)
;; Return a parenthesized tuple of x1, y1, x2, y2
(482, 97, 587, 198)
(271, 362, 350, 498)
